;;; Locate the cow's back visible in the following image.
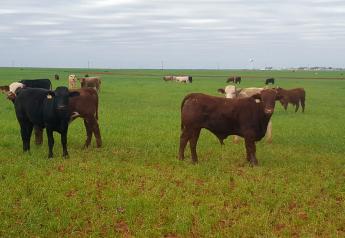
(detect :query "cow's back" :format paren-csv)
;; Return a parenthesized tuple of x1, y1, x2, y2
(20, 79, 52, 90)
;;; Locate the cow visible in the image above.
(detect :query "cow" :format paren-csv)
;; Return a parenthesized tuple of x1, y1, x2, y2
(78, 77, 101, 92)
(226, 76, 241, 84)
(178, 89, 281, 165)
(34, 88, 102, 148)
(54, 74, 60, 80)
(13, 87, 80, 158)
(163, 76, 175, 81)
(219, 86, 273, 143)
(265, 78, 275, 85)
(175, 76, 192, 83)
(2, 80, 53, 144)
(68, 75, 78, 89)
(275, 87, 306, 112)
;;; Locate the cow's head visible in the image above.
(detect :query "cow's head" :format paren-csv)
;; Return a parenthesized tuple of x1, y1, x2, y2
(48, 87, 80, 112)
(224, 85, 237, 99)
(4, 82, 25, 101)
(252, 89, 282, 115)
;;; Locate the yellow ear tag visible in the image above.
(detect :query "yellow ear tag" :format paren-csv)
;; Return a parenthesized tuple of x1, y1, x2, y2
(47, 95, 53, 99)
(255, 99, 261, 103)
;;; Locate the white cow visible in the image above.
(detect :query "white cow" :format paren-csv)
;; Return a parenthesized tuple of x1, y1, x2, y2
(220, 86, 273, 143)
(68, 75, 78, 89)
(175, 76, 192, 83)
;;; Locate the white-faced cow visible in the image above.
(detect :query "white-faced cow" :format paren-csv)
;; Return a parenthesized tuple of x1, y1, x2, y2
(179, 89, 281, 165)
(68, 75, 78, 89)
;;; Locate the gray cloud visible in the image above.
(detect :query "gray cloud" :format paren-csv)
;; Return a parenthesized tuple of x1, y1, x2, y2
(0, 0, 344, 68)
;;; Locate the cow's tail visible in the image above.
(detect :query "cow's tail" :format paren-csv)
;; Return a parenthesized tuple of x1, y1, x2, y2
(180, 94, 192, 130)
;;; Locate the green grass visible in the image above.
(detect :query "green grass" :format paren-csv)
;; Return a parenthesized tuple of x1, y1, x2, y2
(0, 67, 345, 237)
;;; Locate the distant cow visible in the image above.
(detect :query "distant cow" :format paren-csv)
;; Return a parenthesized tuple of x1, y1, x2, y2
(14, 87, 80, 158)
(218, 86, 273, 143)
(54, 74, 60, 80)
(78, 77, 101, 92)
(68, 75, 78, 89)
(276, 87, 306, 112)
(226, 76, 241, 84)
(163, 76, 175, 81)
(179, 89, 281, 165)
(175, 76, 192, 83)
(265, 78, 275, 85)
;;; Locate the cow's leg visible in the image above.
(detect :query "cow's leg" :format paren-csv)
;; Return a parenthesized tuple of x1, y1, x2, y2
(91, 118, 102, 148)
(244, 137, 258, 166)
(20, 122, 33, 152)
(61, 128, 68, 158)
(301, 98, 305, 113)
(265, 120, 272, 144)
(46, 128, 54, 158)
(189, 129, 201, 164)
(34, 126, 43, 145)
(295, 102, 299, 112)
(83, 119, 93, 148)
(178, 128, 190, 161)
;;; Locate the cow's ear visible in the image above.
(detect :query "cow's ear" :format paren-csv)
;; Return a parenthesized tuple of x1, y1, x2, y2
(251, 93, 261, 100)
(217, 88, 225, 94)
(0, 86, 10, 93)
(69, 91, 80, 97)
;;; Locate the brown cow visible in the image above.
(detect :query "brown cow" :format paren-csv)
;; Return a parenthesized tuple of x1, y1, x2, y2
(178, 89, 281, 165)
(226, 76, 241, 84)
(22, 88, 102, 148)
(276, 87, 305, 112)
(78, 77, 101, 92)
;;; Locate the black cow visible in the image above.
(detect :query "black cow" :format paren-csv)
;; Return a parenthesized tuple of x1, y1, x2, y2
(14, 87, 79, 158)
(54, 74, 59, 80)
(265, 78, 275, 85)
(19, 79, 52, 90)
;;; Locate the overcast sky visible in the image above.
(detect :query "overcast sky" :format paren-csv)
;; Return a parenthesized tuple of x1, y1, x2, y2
(1, 0, 345, 69)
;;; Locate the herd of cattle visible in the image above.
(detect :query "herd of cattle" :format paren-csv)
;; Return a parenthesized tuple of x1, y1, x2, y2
(0, 74, 306, 165)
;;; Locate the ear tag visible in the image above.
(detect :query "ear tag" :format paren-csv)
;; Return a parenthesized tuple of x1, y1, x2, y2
(47, 95, 53, 99)
(255, 99, 261, 103)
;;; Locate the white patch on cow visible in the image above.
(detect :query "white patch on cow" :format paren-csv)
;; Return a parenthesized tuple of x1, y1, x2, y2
(224, 85, 236, 99)
(47, 95, 53, 99)
(9, 82, 24, 94)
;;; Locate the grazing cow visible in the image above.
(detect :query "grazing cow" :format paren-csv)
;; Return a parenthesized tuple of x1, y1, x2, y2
(78, 77, 101, 92)
(14, 87, 80, 158)
(226, 76, 241, 84)
(68, 75, 78, 89)
(276, 87, 306, 112)
(219, 86, 273, 143)
(179, 89, 281, 165)
(55, 74, 60, 80)
(265, 78, 275, 85)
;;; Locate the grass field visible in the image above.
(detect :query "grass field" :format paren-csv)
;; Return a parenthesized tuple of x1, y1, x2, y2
(0, 68, 344, 237)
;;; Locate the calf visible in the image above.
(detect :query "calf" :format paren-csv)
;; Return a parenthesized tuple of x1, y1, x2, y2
(265, 78, 275, 85)
(276, 87, 305, 112)
(179, 89, 280, 165)
(78, 77, 101, 92)
(68, 88, 102, 147)
(14, 87, 79, 158)
(226, 76, 241, 84)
